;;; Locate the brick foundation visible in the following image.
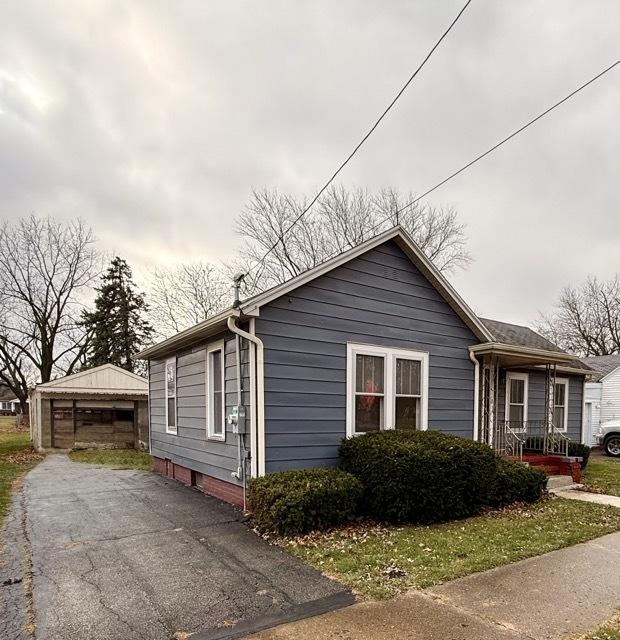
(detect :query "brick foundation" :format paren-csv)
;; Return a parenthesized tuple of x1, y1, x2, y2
(172, 463, 193, 486)
(202, 474, 244, 508)
(152, 457, 244, 507)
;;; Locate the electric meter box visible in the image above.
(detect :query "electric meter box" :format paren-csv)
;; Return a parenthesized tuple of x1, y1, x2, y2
(229, 405, 247, 434)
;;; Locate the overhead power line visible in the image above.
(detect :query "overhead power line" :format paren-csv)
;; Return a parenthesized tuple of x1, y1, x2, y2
(384, 58, 620, 223)
(246, 0, 473, 282)
(277, 57, 620, 274)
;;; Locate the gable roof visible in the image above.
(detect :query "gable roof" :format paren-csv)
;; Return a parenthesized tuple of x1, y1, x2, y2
(35, 363, 148, 395)
(138, 226, 494, 359)
(479, 318, 565, 353)
(242, 227, 494, 340)
(0, 384, 16, 402)
(578, 354, 620, 381)
(136, 226, 587, 371)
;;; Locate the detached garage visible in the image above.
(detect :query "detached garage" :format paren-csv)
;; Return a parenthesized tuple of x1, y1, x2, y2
(30, 364, 149, 452)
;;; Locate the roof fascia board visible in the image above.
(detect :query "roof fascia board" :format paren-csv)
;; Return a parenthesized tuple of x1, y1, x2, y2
(469, 342, 575, 364)
(136, 309, 235, 359)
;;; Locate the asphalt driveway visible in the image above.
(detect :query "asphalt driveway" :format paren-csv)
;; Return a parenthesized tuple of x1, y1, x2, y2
(1, 455, 351, 640)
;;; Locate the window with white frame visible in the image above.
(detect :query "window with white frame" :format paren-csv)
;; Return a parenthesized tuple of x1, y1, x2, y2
(505, 372, 528, 425)
(553, 378, 569, 431)
(346, 343, 428, 436)
(165, 358, 177, 434)
(206, 341, 226, 440)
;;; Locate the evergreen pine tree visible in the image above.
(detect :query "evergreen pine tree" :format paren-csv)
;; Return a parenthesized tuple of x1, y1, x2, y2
(82, 257, 153, 373)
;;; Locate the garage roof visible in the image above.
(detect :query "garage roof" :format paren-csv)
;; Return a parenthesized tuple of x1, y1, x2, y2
(34, 364, 148, 396)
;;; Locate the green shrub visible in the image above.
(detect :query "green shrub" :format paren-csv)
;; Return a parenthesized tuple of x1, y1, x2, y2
(247, 468, 363, 535)
(524, 436, 591, 468)
(489, 458, 547, 507)
(339, 430, 499, 524)
(568, 441, 591, 468)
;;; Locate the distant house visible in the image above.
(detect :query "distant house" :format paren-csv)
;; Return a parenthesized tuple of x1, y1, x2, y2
(0, 385, 26, 415)
(138, 227, 591, 507)
(30, 364, 149, 452)
(579, 354, 620, 445)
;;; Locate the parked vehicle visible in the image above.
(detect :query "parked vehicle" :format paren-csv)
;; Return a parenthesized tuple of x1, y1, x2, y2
(596, 420, 620, 457)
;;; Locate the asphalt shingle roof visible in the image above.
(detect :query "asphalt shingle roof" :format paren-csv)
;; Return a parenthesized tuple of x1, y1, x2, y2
(578, 354, 620, 380)
(479, 318, 566, 353)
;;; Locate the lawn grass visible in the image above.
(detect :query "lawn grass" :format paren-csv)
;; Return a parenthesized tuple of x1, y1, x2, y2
(0, 416, 42, 521)
(579, 610, 620, 640)
(69, 448, 152, 470)
(583, 456, 620, 497)
(281, 497, 620, 599)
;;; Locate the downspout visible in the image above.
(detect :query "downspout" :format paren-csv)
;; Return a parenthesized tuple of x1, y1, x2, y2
(227, 315, 265, 497)
(231, 332, 244, 487)
(469, 349, 480, 442)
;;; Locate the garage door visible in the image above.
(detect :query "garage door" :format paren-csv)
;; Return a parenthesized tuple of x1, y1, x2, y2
(51, 400, 136, 448)
(75, 407, 135, 446)
(52, 405, 75, 448)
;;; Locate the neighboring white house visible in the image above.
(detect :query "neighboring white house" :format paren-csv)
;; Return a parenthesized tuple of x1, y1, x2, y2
(580, 355, 620, 445)
(0, 384, 28, 415)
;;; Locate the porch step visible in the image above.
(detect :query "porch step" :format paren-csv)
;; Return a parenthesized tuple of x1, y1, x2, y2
(546, 475, 575, 490)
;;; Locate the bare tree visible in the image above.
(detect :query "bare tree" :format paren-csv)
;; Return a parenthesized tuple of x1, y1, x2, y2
(147, 262, 231, 338)
(235, 185, 472, 293)
(0, 216, 98, 411)
(537, 275, 620, 356)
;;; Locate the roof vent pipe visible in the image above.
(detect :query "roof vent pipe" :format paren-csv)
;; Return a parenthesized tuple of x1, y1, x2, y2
(232, 273, 245, 308)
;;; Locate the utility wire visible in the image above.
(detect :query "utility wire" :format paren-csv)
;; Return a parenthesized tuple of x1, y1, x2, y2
(246, 0, 473, 283)
(385, 58, 620, 222)
(265, 58, 620, 278)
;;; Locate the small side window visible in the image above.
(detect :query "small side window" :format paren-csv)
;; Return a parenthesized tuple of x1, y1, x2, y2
(165, 358, 177, 434)
(206, 341, 226, 441)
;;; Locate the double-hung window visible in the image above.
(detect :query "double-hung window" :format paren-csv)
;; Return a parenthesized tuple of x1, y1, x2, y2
(165, 358, 177, 434)
(206, 340, 226, 440)
(505, 372, 528, 426)
(553, 378, 569, 431)
(346, 343, 428, 436)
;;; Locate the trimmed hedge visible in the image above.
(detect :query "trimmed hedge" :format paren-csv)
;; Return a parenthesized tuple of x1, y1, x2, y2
(247, 468, 363, 535)
(339, 430, 500, 524)
(524, 437, 591, 468)
(489, 458, 548, 507)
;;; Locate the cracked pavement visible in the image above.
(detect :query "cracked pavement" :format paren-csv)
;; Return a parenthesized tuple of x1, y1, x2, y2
(1, 455, 349, 640)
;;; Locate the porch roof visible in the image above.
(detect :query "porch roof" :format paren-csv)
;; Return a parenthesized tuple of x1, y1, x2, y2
(469, 342, 592, 374)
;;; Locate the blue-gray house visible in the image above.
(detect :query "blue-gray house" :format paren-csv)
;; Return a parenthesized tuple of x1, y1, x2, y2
(138, 227, 590, 506)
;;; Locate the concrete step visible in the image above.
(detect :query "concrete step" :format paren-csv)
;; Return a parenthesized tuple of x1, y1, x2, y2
(547, 475, 575, 490)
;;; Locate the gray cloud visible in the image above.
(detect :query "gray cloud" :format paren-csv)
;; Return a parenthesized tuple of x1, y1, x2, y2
(1, 0, 619, 326)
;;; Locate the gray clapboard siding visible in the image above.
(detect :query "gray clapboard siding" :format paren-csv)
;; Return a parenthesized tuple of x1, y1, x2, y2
(498, 370, 584, 442)
(149, 330, 251, 485)
(256, 239, 478, 473)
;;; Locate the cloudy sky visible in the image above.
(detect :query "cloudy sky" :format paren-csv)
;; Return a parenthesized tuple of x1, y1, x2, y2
(1, 0, 619, 326)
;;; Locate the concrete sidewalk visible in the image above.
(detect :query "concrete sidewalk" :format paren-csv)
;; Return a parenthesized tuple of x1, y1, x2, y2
(550, 487, 620, 508)
(245, 532, 620, 640)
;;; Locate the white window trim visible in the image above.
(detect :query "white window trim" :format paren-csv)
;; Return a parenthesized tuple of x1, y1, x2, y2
(505, 371, 529, 426)
(554, 377, 569, 432)
(206, 340, 226, 441)
(346, 343, 429, 437)
(165, 357, 177, 434)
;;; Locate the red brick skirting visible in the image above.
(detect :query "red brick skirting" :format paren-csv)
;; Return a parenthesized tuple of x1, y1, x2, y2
(152, 457, 244, 507)
(202, 474, 244, 508)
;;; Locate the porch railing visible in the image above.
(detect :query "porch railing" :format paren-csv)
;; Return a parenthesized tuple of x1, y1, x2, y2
(493, 420, 570, 459)
(493, 421, 524, 459)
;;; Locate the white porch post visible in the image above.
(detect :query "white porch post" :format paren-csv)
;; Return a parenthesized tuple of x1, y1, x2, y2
(480, 356, 498, 447)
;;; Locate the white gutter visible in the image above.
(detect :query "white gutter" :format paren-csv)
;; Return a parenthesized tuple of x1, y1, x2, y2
(227, 316, 265, 478)
(468, 349, 480, 442)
